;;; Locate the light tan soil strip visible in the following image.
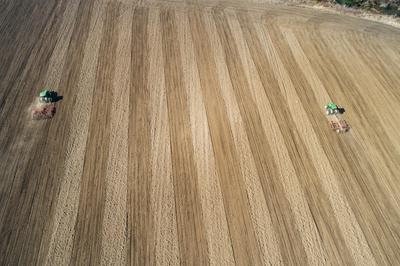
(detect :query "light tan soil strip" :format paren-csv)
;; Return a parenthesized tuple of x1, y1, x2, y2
(282, 28, 376, 266)
(215, 10, 310, 265)
(45, 2, 105, 265)
(202, 10, 283, 265)
(70, 3, 120, 265)
(161, 9, 209, 265)
(100, 5, 132, 266)
(147, 8, 180, 265)
(176, 10, 235, 266)
(226, 10, 328, 265)
(127, 6, 155, 266)
(188, 9, 263, 265)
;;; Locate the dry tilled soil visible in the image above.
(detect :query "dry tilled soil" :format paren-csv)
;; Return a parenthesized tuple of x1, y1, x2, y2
(1, 0, 400, 265)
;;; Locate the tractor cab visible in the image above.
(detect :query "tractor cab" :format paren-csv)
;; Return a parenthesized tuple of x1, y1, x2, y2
(39, 90, 60, 103)
(325, 102, 340, 115)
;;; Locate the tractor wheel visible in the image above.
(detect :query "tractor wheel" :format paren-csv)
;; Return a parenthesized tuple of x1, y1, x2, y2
(326, 110, 330, 115)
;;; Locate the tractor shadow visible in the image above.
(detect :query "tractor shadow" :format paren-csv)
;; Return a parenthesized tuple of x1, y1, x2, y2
(337, 107, 346, 114)
(52, 94, 63, 102)
(46, 91, 63, 103)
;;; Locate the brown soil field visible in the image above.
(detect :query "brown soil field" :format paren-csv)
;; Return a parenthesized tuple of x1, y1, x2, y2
(1, 0, 400, 265)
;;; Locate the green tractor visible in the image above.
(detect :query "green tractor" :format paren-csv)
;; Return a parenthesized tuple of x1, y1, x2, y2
(39, 90, 60, 103)
(325, 102, 341, 115)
